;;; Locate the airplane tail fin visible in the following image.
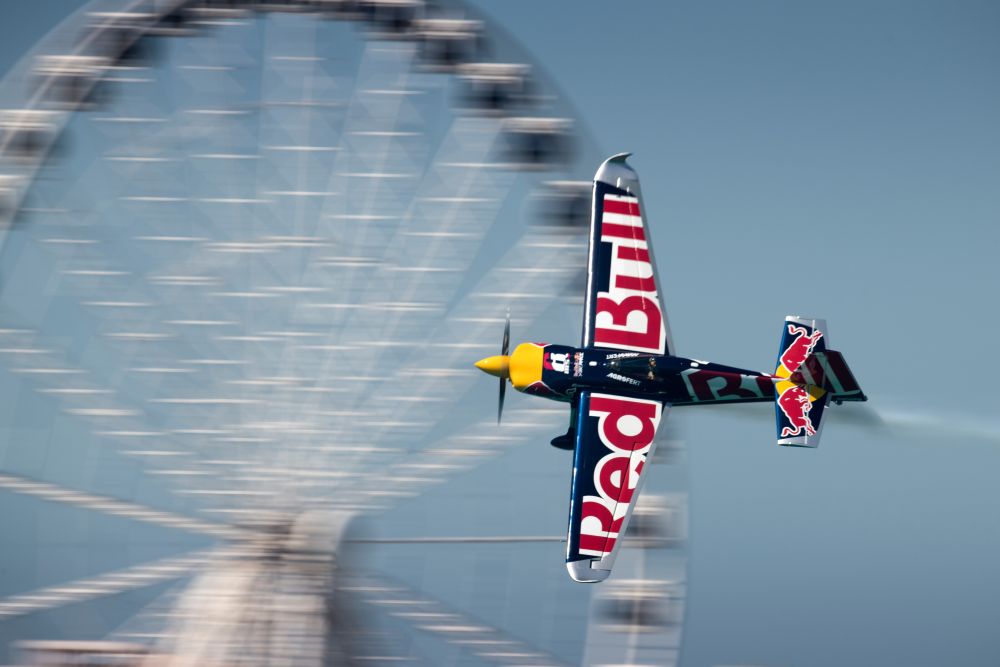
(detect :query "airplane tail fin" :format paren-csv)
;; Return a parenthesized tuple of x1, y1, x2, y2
(773, 316, 867, 448)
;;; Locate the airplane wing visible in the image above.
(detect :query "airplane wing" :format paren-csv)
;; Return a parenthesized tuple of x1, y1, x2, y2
(581, 153, 674, 356)
(565, 390, 667, 582)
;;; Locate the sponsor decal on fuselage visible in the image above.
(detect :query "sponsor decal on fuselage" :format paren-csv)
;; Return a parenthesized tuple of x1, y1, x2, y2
(605, 352, 642, 360)
(680, 369, 773, 403)
(578, 394, 661, 558)
(606, 372, 641, 386)
(573, 351, 584, 377)
(593, 194, 666, 355)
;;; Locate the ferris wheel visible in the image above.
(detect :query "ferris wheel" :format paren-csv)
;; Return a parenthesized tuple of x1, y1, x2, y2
(0, 2, 689, 665)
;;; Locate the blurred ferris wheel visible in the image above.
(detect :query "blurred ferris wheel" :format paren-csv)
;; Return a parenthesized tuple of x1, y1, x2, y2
(0, 1, 689, 666)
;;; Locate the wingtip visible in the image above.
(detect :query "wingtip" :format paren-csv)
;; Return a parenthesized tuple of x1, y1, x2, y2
(594, 153, 638, 189)
(566, 559, 611, 583)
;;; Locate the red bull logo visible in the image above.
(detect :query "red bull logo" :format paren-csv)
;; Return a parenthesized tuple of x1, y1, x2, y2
(777, 384, 816, 437)
(592, 194, 666, 355)
(578, 394, 661, 558)
(779, 325, 823, 374)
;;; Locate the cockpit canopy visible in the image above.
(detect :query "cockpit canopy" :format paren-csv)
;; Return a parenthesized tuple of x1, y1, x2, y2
(606, 354, 669, 382)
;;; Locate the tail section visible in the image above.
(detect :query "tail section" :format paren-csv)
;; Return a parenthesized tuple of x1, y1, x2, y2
(790, 349, 867, 404)
(773, 316, 866, 448)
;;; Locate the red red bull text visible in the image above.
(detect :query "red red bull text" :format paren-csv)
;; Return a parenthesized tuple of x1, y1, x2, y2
(579, 394, 661, 558)
(593, 195, 666, 355)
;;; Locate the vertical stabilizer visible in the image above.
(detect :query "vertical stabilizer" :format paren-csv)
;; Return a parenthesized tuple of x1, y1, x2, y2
(774, 316, 828, 447)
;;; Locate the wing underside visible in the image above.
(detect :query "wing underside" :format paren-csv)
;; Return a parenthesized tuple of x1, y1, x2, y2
(565, 390, 667, 582)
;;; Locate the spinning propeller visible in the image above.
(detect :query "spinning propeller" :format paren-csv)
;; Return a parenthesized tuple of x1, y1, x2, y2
(475, 310, 511, 423)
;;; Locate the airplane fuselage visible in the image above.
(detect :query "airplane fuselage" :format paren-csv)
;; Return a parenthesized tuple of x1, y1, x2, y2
(511, 342, 778, 407)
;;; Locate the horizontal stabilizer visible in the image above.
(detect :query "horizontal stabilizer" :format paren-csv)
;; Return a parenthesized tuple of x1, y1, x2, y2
(790, 350, 867, 404)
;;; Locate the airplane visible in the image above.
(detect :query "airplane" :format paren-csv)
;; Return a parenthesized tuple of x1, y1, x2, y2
(474, 153, 866, 583)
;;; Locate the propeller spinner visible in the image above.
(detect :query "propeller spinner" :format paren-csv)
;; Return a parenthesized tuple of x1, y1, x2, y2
(474, 311, 511, 423)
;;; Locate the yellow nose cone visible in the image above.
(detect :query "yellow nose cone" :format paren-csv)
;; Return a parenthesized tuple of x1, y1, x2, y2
(475, 355, 510, 378)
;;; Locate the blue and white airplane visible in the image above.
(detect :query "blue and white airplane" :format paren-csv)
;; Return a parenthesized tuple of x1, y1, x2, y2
(475, 154, 866, 583)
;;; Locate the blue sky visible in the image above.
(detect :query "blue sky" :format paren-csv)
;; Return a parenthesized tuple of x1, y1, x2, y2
(2, 2, 1000, 666)
(469, 2, 1000, 666)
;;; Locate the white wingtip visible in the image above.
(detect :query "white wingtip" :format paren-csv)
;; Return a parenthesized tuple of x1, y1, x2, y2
(566, 559, 611, 583)
(594, 153, 638, 190)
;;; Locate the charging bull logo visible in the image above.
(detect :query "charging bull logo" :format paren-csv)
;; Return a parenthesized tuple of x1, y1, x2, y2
(577, 394, 661, 558)
(777, 385, 816, 438)
(779, 325, 823, 374)
(592, 194, 666, 355)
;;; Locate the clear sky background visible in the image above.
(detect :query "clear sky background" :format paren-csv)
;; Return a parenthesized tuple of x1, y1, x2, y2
(459, 2, 1000, 666)
(1, 2, 1000, 666)
(462, 0, 1000, 666)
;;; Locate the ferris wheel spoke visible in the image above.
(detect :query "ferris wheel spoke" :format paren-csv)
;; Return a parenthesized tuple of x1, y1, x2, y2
(260, 112, 517, 487)
(322, 402, 565, 512)
(314, 228, 585, 486)
(0, 471, 237, 539)
(345, 570, 572, 667)
(0, 326, 223, 502)
(249, 42, 433, 485)
(0, 548, 212, 621)
(285, 109, 557, 478)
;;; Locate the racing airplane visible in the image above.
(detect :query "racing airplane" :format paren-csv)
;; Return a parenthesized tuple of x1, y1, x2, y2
(474, 154, 866, 583)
